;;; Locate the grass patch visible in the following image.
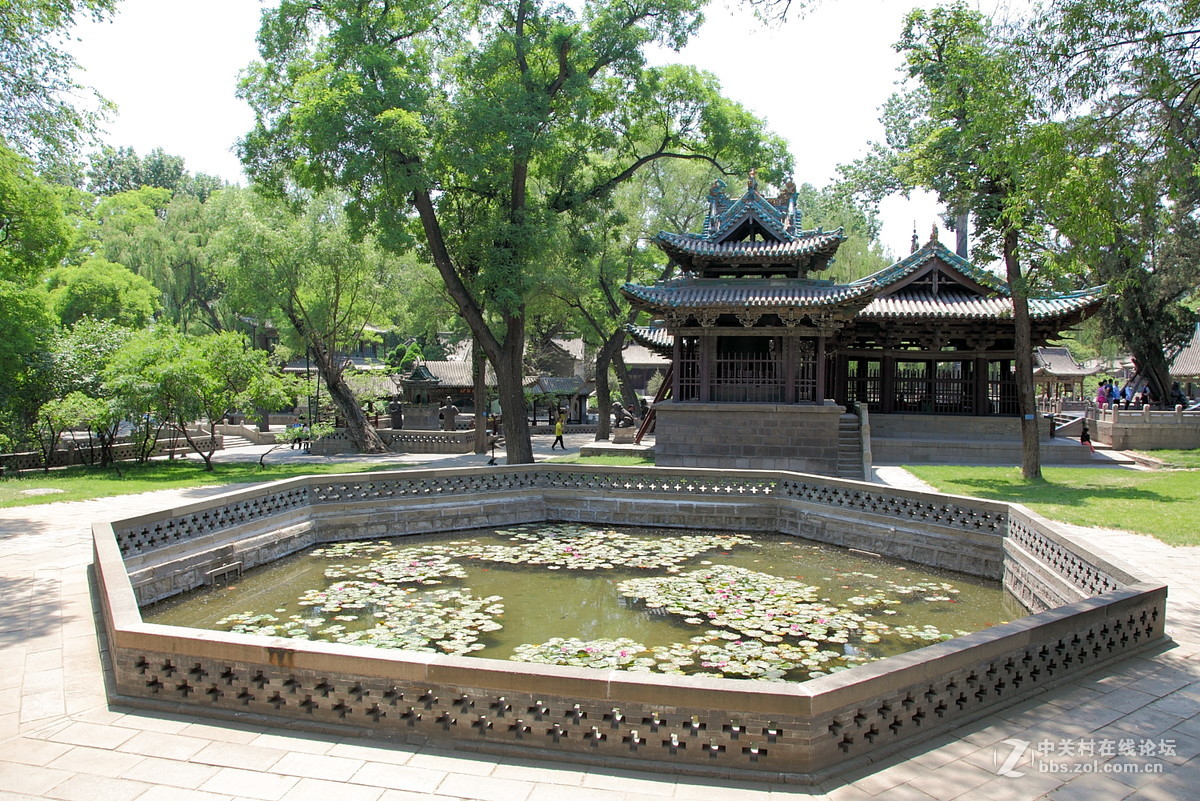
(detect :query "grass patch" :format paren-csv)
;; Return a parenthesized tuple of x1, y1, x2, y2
(1139, 449, 1200, 469)
(906, 465, 1200, 547)
(542, 452, 655, 466)
(0, 459, 397, 509)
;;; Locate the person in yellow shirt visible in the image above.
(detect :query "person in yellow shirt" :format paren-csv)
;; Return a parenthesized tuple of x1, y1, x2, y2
(551, 412, 565, 450)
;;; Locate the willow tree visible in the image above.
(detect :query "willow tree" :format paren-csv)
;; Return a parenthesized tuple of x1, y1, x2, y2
(238, 0, 787, 464)
(213, 188, 398, 454)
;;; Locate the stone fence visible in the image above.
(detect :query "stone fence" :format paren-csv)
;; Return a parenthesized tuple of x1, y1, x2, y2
(1, 432, 219, 473)
(94, 465, 1165, 783)
(1089, 404, 1200, 450)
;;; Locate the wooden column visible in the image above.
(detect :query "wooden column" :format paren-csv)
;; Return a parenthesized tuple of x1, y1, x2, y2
(784, 336, 797, 404)
(816, 334, 827, 403)
(671, 333, 681, 400)
(881, 353, 896, 414)
(699, 334, 712, 402)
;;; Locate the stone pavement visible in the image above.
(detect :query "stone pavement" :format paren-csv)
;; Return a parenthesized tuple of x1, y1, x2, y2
(2, 436, 1199, 800)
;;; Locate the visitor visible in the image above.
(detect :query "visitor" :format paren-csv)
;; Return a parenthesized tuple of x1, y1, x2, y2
(289, 417, 306, 449)
(438, 396, 459, 431)
(1080, 422, 1095, 453)
(551, 411, 566, 450)
(1095, 381, 1108, 408)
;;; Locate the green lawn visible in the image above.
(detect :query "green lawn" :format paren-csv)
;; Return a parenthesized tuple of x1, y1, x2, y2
(906, 464, 1200, 547)
(0, 459, 397, 509)
(1141, 449, 1200, 469)
(542, 453, 655, 466)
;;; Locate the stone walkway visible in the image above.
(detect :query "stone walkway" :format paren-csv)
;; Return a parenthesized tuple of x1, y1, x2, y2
(2, 438, 1198, 800)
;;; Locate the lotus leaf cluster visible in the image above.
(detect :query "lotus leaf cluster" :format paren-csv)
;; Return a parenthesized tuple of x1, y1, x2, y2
(619, 565, 892, 644)
(324, 544, 470, 585)
(462, 524, 755, 571)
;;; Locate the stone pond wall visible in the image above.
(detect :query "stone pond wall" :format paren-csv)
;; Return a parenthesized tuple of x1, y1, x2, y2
(93, 465, 1166, 783)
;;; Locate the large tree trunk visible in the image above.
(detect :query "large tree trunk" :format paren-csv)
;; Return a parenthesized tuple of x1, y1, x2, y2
(314, 348, 389, 454)
(472, 336, 487, 454)
(1005, 227, 1041, 480)
(611, 346, 641, 412)
(593, 329, 626, 441)
(493, 329, 533, 463)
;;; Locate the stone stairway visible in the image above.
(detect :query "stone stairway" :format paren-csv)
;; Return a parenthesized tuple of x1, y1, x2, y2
(836, 413, 865, 481)
(221, 433, 255, 449)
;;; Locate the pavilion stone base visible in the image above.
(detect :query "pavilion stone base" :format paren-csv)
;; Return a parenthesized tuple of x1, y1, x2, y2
(653, 401, 844, 474)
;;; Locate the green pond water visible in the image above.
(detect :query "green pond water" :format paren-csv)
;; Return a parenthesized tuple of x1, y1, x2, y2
(144, 523, 1025, 682)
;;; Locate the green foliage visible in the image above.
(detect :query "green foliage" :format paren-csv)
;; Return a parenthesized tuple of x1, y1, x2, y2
(85, 145, 227, 200)
(0, 142, 71, 281)
(51, 316, 132, 397)
(0, 0, 116, 166)
(45, 257, 162, 327)
(237, 0, 791, 463)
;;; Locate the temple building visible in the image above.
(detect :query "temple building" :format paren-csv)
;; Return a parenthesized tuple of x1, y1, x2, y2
(623, 177, 1104, 477)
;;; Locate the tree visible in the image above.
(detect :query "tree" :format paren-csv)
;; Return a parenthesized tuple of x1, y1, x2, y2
(0, 0, 116, 166)
(86, 145, 227, 200)
(45, 256, 162, 327)
(0, 142, 71, 281)
(32, 390, 93, 471)
(91, 188, 228, 332)
(213, 188, 397, 454)
(847, 3, 1050, 479)
(1023, 0, 1200, 400)
(238, 0, 789, 464)
(0, 142, 68, 445)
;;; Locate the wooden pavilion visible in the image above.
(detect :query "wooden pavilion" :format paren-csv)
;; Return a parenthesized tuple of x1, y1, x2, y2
(623, 178, 1105, 476)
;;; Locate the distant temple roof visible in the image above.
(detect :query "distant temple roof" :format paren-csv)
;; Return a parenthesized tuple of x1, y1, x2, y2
(1034, 347, 1100, 378)
(1170, 323, 1200, 378)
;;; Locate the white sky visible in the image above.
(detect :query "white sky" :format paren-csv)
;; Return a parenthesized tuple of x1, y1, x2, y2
(66, 0, 1017, 259)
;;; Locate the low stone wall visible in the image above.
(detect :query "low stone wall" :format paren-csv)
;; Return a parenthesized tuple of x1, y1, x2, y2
(309, 428, 480, 455)
(1, 434, 220, 472)
(1091, 405, 1200, 450)
(654, 402, 844, 474)
(93, 465, 1166, 783)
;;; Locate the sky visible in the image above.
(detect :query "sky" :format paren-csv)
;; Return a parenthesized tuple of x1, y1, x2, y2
(65, 0, 1015, 258)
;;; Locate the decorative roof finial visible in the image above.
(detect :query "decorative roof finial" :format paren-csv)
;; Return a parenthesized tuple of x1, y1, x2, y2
(747, 168, 758, 192)
(930, 224, 940, 244)
(911, 224, 919, 254)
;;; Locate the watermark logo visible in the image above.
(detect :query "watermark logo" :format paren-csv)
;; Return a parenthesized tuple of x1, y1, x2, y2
(995, 738, 1029, 777)
(993, 737, 1174, 777)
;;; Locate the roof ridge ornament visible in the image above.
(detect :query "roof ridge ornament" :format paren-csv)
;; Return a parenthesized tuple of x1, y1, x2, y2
(929, 224, 940, 244)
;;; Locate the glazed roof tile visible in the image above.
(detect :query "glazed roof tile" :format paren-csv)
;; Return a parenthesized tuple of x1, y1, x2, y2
(626, 325, 674, 358)
(622, 278, 874, 309)
(656, 229, 845, 260)
(853, 239, 1008, 294)
(1035, 346, 1100, 377)
(858, 289, 1104, 320)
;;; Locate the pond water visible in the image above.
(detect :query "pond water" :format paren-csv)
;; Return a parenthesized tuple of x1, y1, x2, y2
(144, 523, 1025, 682)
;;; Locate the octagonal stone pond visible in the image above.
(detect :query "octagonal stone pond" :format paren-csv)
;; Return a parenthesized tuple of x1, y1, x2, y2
(92, 465, 1166, 782)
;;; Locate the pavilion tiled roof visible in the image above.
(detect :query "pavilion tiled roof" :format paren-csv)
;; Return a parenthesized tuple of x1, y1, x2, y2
(1034, 347, 1100, 378)
(622, 278, 875, 310)
(853, 239, 1008, 294)
(626, 325, 674, 358)
(406, 360, 497, 387)
(857, 289, 1104, 320)
(656, 229, 846, 262)
(1170, 323, 1200, 378)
